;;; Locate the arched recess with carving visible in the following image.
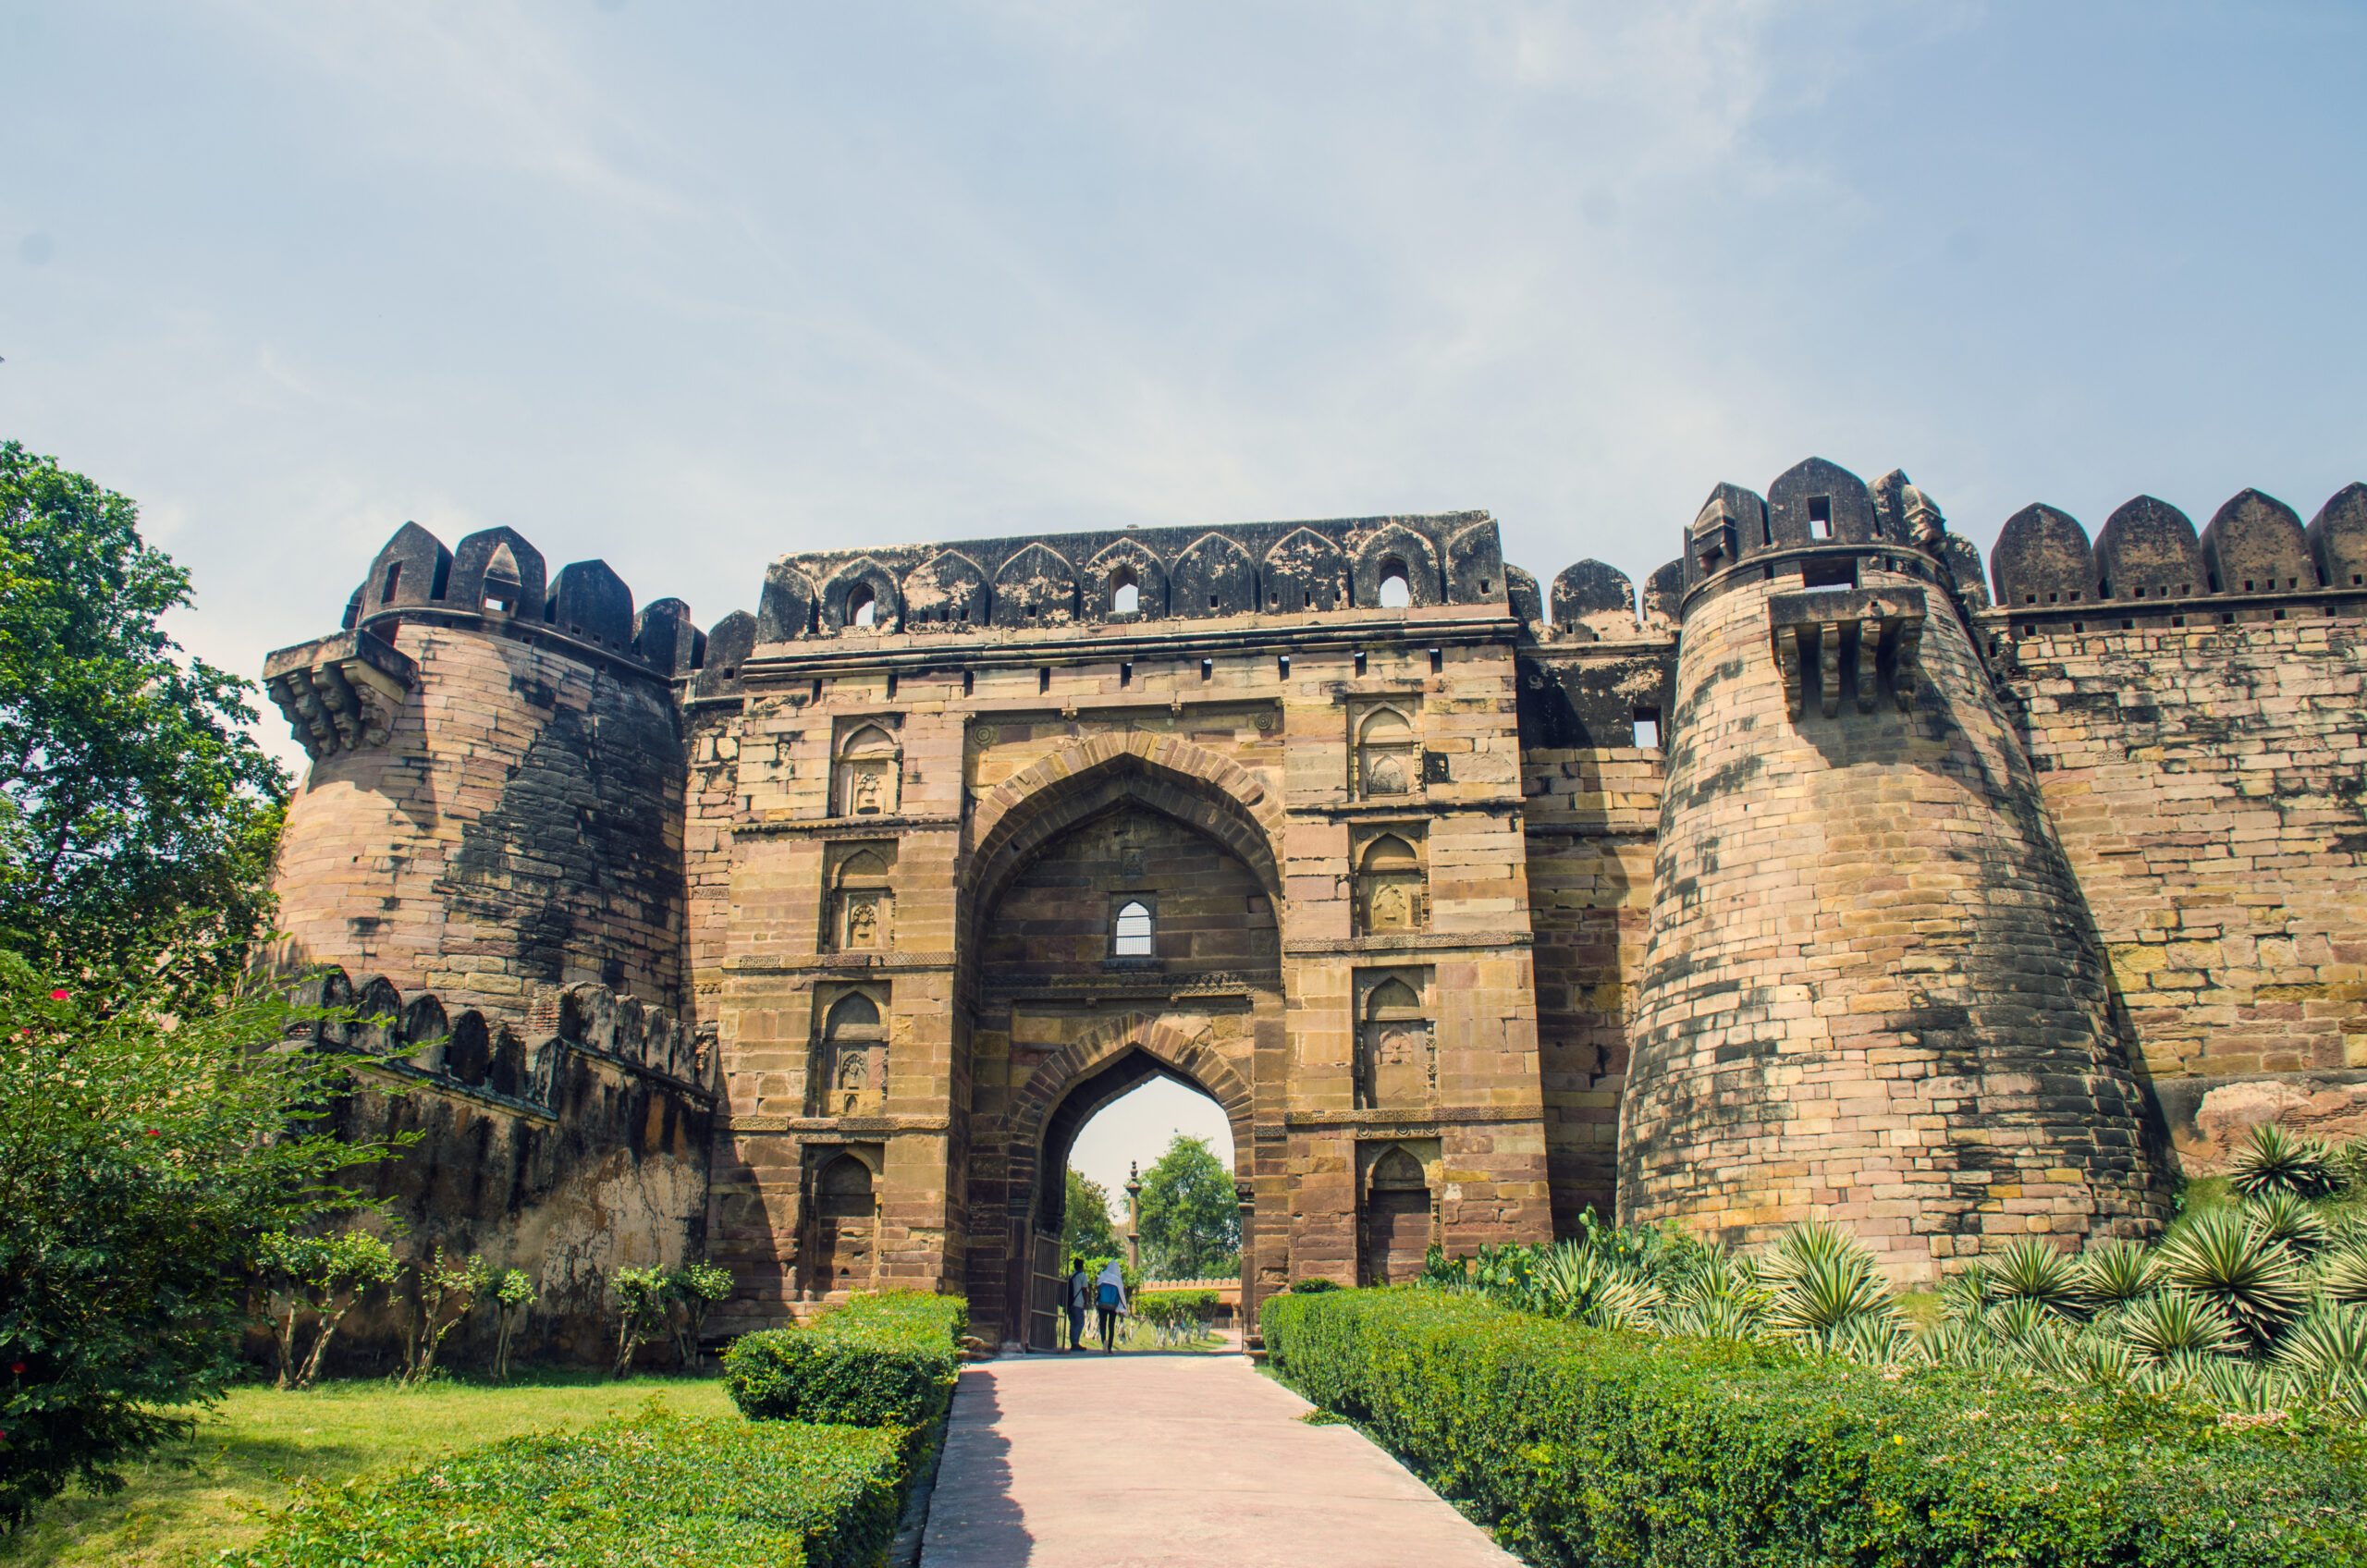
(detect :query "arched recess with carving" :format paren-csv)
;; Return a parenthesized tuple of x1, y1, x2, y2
(964, 733, 1284, 949)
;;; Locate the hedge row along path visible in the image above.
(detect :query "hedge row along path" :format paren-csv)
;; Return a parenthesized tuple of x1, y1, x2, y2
(918, 1349, 1516, 1567)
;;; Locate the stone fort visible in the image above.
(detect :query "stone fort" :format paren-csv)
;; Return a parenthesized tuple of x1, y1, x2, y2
(262, 457, 2367, 1352)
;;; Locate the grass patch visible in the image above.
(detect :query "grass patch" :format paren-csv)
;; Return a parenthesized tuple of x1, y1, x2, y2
(0, 1372, 736, 1568)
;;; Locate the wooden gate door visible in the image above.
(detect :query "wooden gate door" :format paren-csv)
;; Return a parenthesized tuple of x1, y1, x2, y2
(1029, 1231, 1061, 1350)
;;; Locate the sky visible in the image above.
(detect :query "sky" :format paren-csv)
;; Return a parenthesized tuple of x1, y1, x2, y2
(5, 1, 2360, 1177)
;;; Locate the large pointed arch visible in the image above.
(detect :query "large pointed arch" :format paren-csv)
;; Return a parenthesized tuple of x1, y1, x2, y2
(966, 733, 1283, 945)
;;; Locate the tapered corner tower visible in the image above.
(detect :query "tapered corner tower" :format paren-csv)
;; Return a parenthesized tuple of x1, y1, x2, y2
(1620, 459, 2171, 1280)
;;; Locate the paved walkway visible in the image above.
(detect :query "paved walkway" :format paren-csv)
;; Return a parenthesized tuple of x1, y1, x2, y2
(917, 1349, 1518, 1568)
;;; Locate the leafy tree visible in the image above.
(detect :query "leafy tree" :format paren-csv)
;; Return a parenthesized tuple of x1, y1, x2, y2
(0, 960, 402, 1527)
(1059, 1168, 1120, 1266)
(488, 1269, 535, 1381)
(611, 1266, 672, 1378)
(668, 1262, 734, 1369)
(400, 1247, 492, 1387)
(0, 442, 288, 996)
(253, 1228, 399, 1389)
(1134, 1135, 1241, 1280)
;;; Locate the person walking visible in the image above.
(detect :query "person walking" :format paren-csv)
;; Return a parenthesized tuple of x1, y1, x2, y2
(1064, 1256, 1090, 1353)
(1094, 1259, 1129, 1354)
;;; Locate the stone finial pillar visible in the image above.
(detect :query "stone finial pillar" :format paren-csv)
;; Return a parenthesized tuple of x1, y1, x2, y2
(1125, 1160, 1143, 1273)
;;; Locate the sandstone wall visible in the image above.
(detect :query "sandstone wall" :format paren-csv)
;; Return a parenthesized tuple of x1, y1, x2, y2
(1992, 613, 2367, 1161)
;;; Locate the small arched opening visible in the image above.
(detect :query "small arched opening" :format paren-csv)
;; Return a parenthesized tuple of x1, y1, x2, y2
(849, 583, 878, 628)
(1377, 558, 1412, 608)
(1361, 1144, 1433, 1286)
(809, 1149, 881, 1298)
(1110, 566, 1141, 616)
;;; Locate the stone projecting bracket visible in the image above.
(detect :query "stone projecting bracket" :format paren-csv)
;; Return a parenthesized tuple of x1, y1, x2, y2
(263, 631, 419, 760)
(1769, 585, 1926, 719)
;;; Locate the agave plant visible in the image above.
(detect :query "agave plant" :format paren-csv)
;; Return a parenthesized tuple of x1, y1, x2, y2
(2227, 1123, 2336, 1199)
(2079, 1239, 2160, 1305)
(2274, 1302, 2367, 1382)
(2155, 1208, 2308, 1345)
(2114, 1290, 2243, 1362)
(1937, 1263, 1998, 1322)
(2318, 1245, 2367, 1307)
(1760, 1223, 1904, 1349)
(1660, 1290, 1766, 1342)
(1830, 1311, 1914, 1367)
(1536, 1241, 1663, 1330)
(1988, 1237, 2089, 1317)
(2193, 1353, 2284, 1415)
(2245, 1188, 2331, 1256)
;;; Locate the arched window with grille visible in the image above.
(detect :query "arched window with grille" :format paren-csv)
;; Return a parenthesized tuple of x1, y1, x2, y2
(1111, 899, 1154, 957)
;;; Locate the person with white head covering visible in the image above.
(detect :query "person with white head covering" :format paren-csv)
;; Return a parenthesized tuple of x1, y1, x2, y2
(1094, 1259, 1129, 1353)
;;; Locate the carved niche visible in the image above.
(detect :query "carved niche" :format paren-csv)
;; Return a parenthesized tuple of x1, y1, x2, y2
(835, 721, 901, 816)
(1351, 827, 1428, 936)
(816, 985, 889, 1118)
(1353, 704, 1419, 800)
(826, 841, 895, 952)
(1355, 968, 1435, 1110)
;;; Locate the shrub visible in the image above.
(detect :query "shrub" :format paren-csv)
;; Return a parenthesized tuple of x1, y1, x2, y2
(226, 1404, 904, 1568)
(1135, 1289, 1220, 1346)
(725, 1292, 964, 1427)
(0, 964, 402, 1528)
(1261, 1288, 2367, 1568)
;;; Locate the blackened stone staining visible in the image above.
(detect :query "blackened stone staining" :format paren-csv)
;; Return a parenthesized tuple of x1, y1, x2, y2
(1992, 504, 2096, 609)
(549, 561, 635, 651)
(1171, 533, 1257, 619)
(2095, 496, 2204, 604)
(1550, 559, 1639, 642)
(2201, 489, 2312, 595)
(2308, 483, 2367, 589)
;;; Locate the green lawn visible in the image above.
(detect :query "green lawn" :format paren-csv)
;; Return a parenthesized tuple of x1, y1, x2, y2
(1, 1373, 739, 1568)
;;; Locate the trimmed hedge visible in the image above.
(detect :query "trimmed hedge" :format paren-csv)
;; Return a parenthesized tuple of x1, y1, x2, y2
(226, 1406, 905, 1568)
(1262, 1288, 2367, 1568)
(725, 1291, 965, 1428)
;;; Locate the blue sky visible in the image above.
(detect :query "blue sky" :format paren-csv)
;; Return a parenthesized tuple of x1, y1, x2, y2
(6, 2, 2360, 1194)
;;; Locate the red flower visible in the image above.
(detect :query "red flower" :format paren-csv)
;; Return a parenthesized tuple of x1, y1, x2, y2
(7, 1363, 21, 1375)
(146, 1129, 163, 1137)
(49, 989, 67, 1001)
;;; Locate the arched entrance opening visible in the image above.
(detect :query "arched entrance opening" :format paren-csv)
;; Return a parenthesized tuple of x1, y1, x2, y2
(1040, 1057, 1238, 1344)
(962, 739, 1282, 1348)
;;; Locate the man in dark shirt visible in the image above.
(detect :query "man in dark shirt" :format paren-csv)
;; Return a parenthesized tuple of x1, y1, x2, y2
(1064, 1256, 1090, 1352)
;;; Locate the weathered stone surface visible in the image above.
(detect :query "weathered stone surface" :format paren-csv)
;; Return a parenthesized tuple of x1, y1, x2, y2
(264, 468, 2367, 1336)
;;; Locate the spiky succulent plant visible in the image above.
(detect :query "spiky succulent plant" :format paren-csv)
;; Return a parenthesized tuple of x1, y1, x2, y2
(1988, 1236, 2088, 1317)
(2155, 1208, 2307, 1345)
(2245, 1188, 2331, 1256)
(2226, 1123, 2336, 1199)
(1760, 1222, 1903, 1348)
(2079, 1239, 2160, 1305)
(2115, 1290, 2243, 1362)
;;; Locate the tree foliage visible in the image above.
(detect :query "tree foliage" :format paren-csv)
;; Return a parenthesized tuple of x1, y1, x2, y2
(1059, 1168, 1119, 1266)
(1134, 1134, 1240, 1280)
(0, 959, 402, 1527)
(0, 442, 287, 995)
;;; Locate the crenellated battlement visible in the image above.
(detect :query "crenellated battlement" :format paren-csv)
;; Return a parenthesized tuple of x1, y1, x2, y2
(1987, 482, 2367, 635)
